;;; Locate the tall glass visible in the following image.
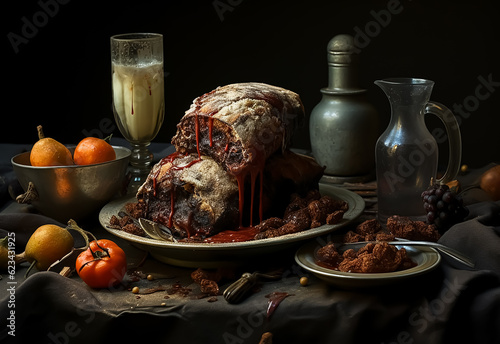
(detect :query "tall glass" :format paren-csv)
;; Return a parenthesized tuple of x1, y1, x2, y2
(110, 33, 164, 191)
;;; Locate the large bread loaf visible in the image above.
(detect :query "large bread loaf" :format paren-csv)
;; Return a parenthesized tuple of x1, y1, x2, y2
(171, 82, 304, 175)
(130, 83, 321, 240)
(135, 150, 324, 239)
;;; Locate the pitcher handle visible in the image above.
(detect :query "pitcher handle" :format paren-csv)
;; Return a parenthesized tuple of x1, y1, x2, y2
(425, 101, 462, 185)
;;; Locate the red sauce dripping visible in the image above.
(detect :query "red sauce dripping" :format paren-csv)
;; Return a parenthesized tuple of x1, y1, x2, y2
(153, 152, 181, 196)
(208, 117, 214, 147)
(250, 172, 256, 227)
(235, 174, 246, 227)
(250, 170, 262, 227)
(168, 188, 175, 228)
(258, 170, 263, 222)
(195, 112, 201, 157)
(131, 85, 134, 115)
(152, 152, 201, 228)
(231, 150, 266, 229)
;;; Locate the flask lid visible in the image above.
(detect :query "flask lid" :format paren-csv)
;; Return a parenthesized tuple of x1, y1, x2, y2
(323, 34, 365, 94)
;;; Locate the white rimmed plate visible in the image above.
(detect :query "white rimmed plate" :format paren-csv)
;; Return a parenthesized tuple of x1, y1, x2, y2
(99, 184, 365, 268)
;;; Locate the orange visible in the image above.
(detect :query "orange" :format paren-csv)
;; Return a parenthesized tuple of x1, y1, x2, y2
(73, 137, 116, 165)
(30, 125, 74, 167)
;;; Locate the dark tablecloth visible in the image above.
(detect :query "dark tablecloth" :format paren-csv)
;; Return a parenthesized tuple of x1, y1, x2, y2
(0, 142, 499, 344)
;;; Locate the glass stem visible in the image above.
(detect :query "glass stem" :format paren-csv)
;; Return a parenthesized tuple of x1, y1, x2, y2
(127, 142, 154, 194)
(130, 142, 153, 172)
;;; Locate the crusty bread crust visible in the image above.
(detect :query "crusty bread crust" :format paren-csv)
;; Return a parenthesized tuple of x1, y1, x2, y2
(172, 82, 304, 175)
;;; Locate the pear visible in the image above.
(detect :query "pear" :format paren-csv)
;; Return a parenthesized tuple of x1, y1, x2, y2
(25, 224, 74, 272)
(30, 125, 74, 166)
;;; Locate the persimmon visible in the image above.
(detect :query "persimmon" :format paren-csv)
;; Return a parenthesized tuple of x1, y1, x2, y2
(30, 125, 74, 166)
(73, 137, 116, 165)
(480, 165, 500, 201)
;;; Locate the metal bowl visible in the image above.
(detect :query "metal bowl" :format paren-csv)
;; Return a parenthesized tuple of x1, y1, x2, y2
(11, 146, 131, 222)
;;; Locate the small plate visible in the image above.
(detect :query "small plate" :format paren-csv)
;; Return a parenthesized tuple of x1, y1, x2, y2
(99, 184, 365, 268)
(295, 240, 441, 288)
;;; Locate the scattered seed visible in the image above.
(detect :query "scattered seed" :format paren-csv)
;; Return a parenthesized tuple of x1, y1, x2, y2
(132, 286, 140, 294)
(147, 274, 154, 281)
(299, 277, 308, 286)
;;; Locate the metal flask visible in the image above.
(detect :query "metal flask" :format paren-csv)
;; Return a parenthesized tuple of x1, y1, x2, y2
(309, 34, 379, 183)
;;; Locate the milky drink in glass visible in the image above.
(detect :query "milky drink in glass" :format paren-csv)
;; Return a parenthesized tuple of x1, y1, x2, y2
(112, 61, 164, 142)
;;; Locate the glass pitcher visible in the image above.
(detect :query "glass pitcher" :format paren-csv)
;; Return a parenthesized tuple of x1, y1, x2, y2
(374, 78, 462, 224)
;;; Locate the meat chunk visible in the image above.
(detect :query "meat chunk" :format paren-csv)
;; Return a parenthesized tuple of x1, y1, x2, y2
(387, 215, 440, 242)
(315, 242, 342, 268)
(254, 217, 284, 233)
(326, 210, 345, 225)
(355, 218, 382, 236)
(338, 242, 415, 273)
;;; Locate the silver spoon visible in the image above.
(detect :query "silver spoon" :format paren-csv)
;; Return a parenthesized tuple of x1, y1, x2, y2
(337, 240, 474, 268)
(139, 218, 178, 242)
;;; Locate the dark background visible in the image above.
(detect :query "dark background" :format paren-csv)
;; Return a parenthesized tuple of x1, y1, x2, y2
(4, 0, 499, 168)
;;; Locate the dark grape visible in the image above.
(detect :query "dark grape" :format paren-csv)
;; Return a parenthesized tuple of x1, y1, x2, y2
(437, 200, 445, 209)
(421, 182, 469, 233)
(435, 187, 445, 198)
(428, 195, 437, 203)
(442, 191, 453, 203)
(427, 211, 436, 222)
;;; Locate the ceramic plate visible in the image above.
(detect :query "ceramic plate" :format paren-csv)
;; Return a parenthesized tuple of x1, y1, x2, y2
(295, 240, 441, 288)
(99, 184, 365, 268)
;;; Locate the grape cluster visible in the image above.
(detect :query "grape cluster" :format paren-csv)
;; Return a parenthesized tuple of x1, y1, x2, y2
(421, 183, 469, 233)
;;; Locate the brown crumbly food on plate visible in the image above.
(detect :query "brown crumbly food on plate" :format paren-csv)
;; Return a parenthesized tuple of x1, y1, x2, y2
(254, 217, 284, 233)
(387, 215, 440, 242)
(343, 218, 396, 243)
(316, 242, 342, 267)
(316, 242, 416, 273)
(109, 214, 145, 237)
(355, 218, 382, 235)
(255, 194, 348, 239)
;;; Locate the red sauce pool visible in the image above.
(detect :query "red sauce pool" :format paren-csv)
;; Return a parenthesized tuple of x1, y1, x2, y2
(203, 227, 260, 243)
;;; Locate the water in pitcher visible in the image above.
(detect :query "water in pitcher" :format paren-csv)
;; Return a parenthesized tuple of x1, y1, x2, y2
(376, 141, 437, 224)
